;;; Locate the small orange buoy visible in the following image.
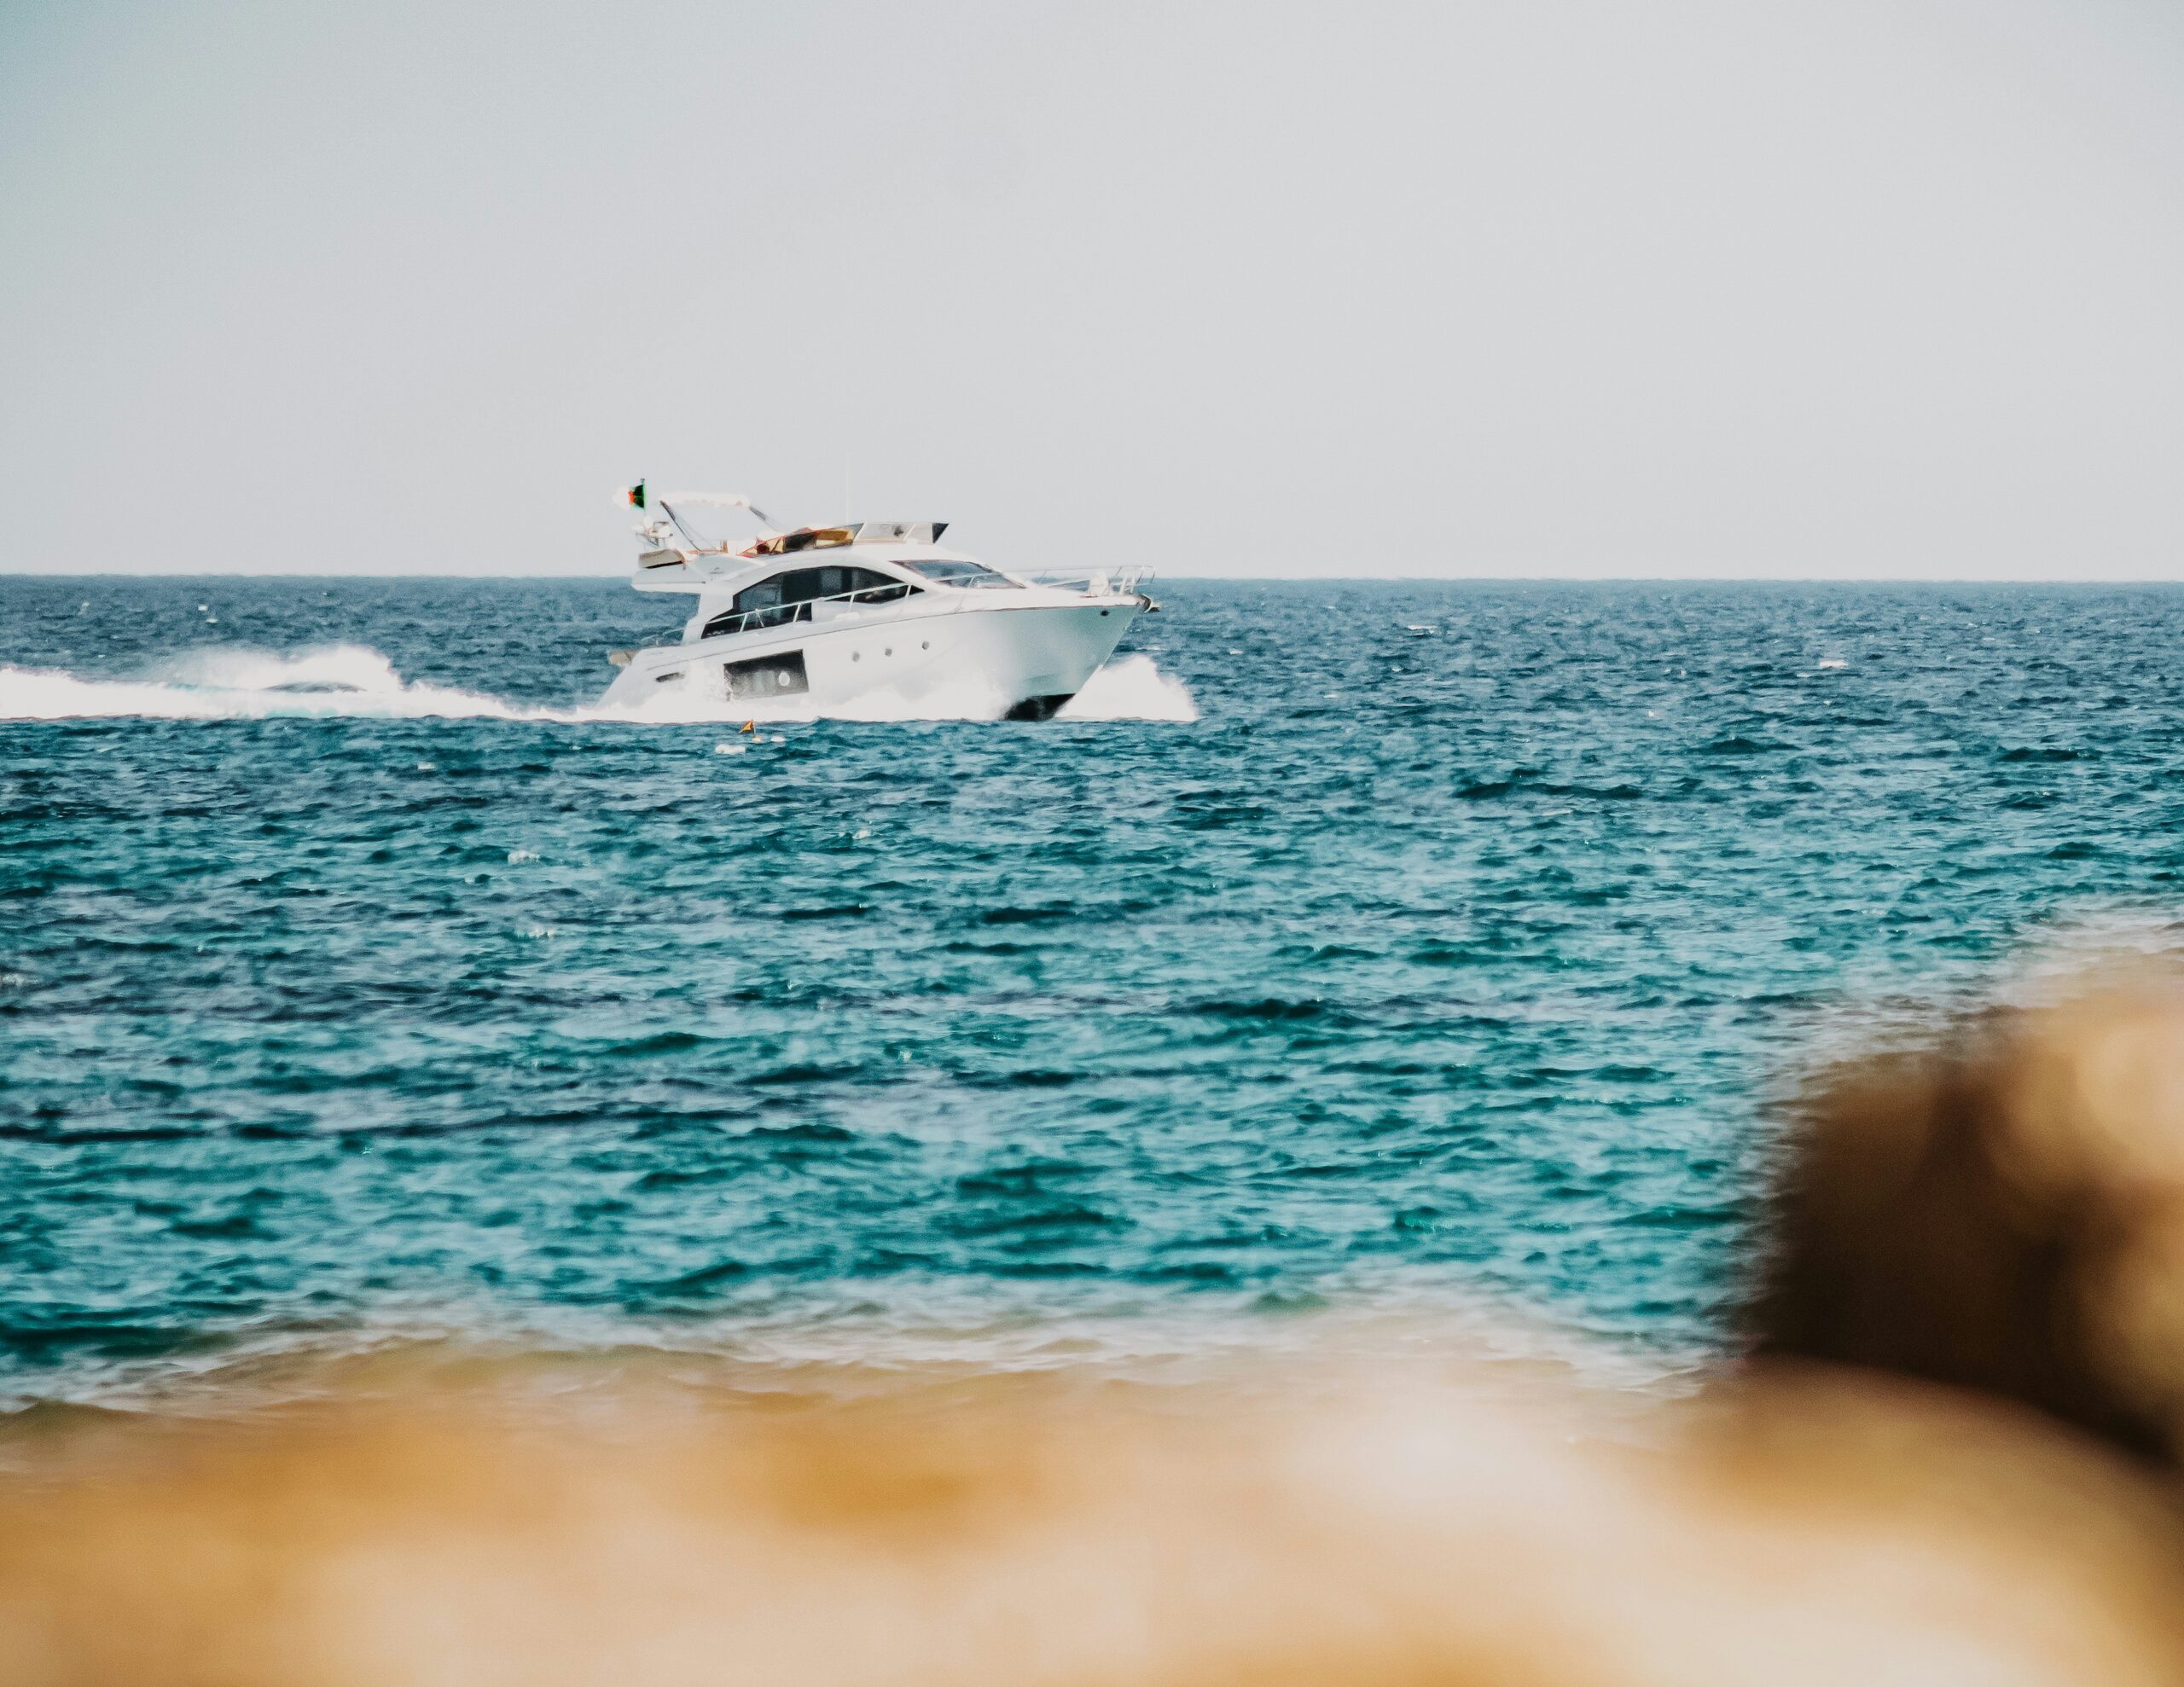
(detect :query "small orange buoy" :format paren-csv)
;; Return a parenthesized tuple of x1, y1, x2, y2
(740, 721, 757, 734)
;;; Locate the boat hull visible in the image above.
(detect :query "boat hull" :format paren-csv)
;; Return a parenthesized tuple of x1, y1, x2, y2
(600, 597, 1142, 718)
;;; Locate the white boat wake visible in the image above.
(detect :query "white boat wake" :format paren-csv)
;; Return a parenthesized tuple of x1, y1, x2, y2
(0, 645, 1199, 725)
(1054, 655, 1198, 722)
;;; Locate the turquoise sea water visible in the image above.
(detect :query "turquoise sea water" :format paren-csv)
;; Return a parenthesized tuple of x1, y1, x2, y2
(4, 577, 2182, 1402)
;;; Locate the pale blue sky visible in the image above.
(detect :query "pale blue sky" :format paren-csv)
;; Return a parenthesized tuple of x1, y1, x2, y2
(4, 0, 2182, 577)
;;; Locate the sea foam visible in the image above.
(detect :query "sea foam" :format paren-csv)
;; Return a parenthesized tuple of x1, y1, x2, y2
(1056, 654, 1199, 722)
(0, 645, 528, 722)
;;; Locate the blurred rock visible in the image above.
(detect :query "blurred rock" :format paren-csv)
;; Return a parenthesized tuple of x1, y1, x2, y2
(1747, 985, 2184, 1466)
(3, 1344, 2184, 1685)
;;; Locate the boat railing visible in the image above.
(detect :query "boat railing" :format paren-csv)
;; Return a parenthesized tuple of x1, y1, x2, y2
(1019, 565, 1155, 597)
(699, 568, 1155, 641)
(700, 582, 918, 641)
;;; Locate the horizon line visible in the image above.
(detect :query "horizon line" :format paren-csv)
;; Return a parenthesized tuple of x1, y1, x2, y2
(6, 571, 2184, 587)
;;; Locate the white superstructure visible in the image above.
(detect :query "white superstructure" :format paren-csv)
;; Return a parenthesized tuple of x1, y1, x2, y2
(599, 487, 1155, 719)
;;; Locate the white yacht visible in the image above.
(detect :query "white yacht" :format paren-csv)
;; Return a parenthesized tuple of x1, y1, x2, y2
(599, 486, 1155, 719)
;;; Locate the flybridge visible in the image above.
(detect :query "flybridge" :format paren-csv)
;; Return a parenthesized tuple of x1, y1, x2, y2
(621, 482, 949, 588)
(746, 520, 950, 555)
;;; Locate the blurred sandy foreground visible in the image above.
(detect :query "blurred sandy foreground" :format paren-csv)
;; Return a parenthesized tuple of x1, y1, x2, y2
(12, 983, 2184, 1685)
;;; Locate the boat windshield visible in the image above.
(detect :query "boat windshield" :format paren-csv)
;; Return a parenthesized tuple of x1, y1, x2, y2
(902, 558, 1016, 589)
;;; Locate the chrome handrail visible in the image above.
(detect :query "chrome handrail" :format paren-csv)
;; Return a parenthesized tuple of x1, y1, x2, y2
(698, 583, 917, 641)
(693, 567, 1153, 643)
(1020, 565, 1154, 596)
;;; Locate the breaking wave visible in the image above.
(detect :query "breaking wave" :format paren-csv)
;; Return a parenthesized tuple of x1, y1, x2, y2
(0, 645, 1199, 726)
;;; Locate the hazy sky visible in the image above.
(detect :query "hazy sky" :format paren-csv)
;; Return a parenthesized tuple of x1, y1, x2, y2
(4, 0, 2183, 578)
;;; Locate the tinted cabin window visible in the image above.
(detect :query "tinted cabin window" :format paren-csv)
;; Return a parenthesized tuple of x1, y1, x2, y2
(840, 566, 911, 605)
(787, 566, 909, 605)
(702, 567, 912, 640)
(901, 558, 1013, 588)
